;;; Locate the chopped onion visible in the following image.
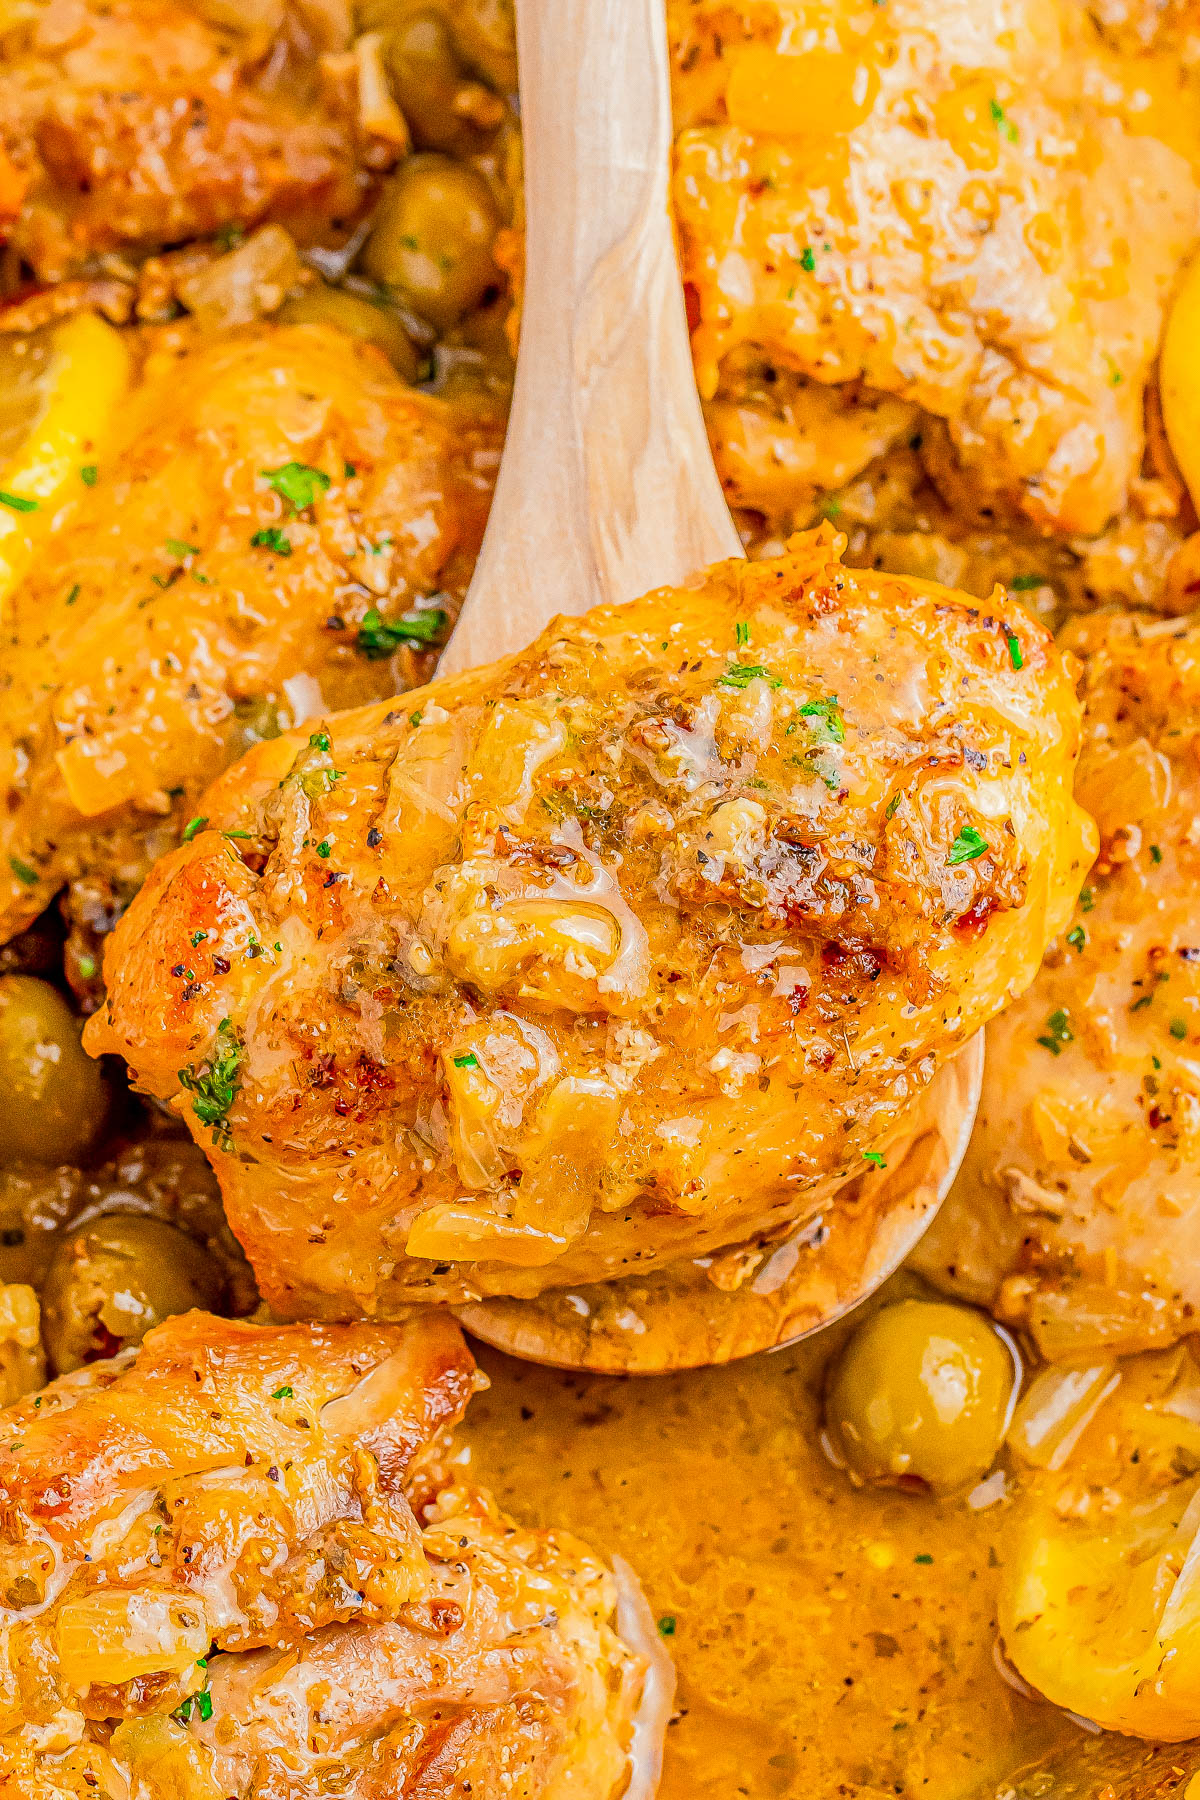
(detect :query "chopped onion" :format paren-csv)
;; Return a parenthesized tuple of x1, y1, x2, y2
(612, 1556, 675, 1800)
(177, 225, 301, 331)
(1006, 1361, 1120, 1471)
(355, 32, 410, 147)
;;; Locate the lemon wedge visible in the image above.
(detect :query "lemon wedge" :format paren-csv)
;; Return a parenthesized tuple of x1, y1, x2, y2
(999, 1475, 1200, 1738)
(0, 312, 131, 608)
(1161, 252, 1200, 513)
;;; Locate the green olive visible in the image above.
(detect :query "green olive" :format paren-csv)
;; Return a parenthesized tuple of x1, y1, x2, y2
(824, 1299, 1016, 1494)
(362, 155, 500, 331)
(385, 11, 472, 152)
(276, 286, 419, 381)
(41, 1214, 225, 1375)
(0, 976, 108, 1166)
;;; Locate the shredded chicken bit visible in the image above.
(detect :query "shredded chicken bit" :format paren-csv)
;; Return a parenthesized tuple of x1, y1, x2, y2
(0, 1311, 645, 1799)
(86, 528, 1094, 1316)
(0, 320, 501, 953)
(915, 605, 1200, 1361)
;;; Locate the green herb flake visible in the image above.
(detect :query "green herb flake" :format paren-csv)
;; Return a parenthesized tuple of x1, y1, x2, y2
(914, 1552, 934, 1565)
(989, 98, 1017, 142)
(453, 1052, 480, 1069)
(250, 526, 291, 557)
(165, 538, 199, 560)
(947, 825, 989, 865)
(1171, 1018, 1189, 1041)
(884, 792, 902, 821)
(191, 930, 208, 947)
(344, 460, 356, 479)
(309, 731, 331, 753)
(80, 465, 98, 487)
(182, 815, 208, 843)
(718, 662, 783, 691)
(272, 1385, 294, 1400)
(178, 1017, 241, 1149)
(736, 620, 751, 647)
(1006, 634, 1023, 671)
(1079, 886, 1095, 912)
(174, 1687, 214, 1725)
(657, 1615, 677, 1637)
(800, 245, 816, 272)
(1066, 925, 1086, 950)
(1130, 994, 1153, 1013)
(316, 840, 332, 859)
(798, 695, 845, 745)
(260, 461, 331, 512)
(410, 711, 422, 727)
(0, 491, 37, 513)
(863, 1150, 887, 1169)
(1151, 844, 1164, 864)
(66, 583, 80, 606)
(357, 606, 447, 659)
(1009, 574, 1043, 591)
(76, 955, 96, 980)
(8, 857, 37, 887)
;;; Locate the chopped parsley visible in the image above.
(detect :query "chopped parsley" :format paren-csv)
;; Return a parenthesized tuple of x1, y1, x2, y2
(80, 465, 98, 487)
(174, 1687, 213, 1725)
(250, 527, 292, 556)
(0, 491, 36, 513)
(8, 856, 37, 887)
(1005, 634, 1023, 671)
(718, 662, 782, 691)
(799, 245, 816, 272)
(798, 695, 844, 745)
(1171, 1018, 1188, 1041)
(316, 840, 332, 858)
(657, 1615, 677, 1637)
(191, 930, 208, 947)
(453, 1052, 480, 1069)
(884, 792, 902, 821)
(309, 732, 331, 753)
(65, 584, 80, 606)
(736, 620, 751, 647)
(914, 1552, 934, 1565)
(1079, 886, 1095, 912)
(260, 461, 331, 512)
(1066, 925, 1086, 951)
(1037, 1007, 1073, 1054)
(989, 98, 1017, 142)
(1009, 574, 1043, 591)
(1151, 844, 1164, 864)
(182, 815, 208, 843)
(947, 825, 989, 865)
(165, 538, 199, 560)
(356, 605, 447, 659)
(178, 1017, 241, 1150)
(271, 1385, 294, 1400)
(863, 1150, 887, 1169)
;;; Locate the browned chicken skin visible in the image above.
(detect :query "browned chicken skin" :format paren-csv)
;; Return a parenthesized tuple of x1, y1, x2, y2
(0, 320, 500, 958)
(0, 0, 392, 284)
(86, 531, 1093, 1315)
(0, 1312, 648, 1800)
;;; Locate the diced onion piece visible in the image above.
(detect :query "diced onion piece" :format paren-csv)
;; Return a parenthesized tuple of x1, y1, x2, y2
(611, 1556, 675, 1800)
(355, 32, 410, 147)
(177, 226, 301, 331)
(406, 1202, 569, 1266)
(1006, 1361, 1120, 1471)
(56, 1590, 210, 1688)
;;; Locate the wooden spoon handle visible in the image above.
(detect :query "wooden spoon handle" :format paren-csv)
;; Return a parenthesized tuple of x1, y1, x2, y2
(439, 0, 742, 676)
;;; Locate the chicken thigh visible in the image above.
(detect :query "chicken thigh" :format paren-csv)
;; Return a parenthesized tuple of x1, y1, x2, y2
(914, 606, 1200, 1359)
(87, 530, 1094, 1316)
(0, 318, 499, 962)
(0, 1311, 649, 1799)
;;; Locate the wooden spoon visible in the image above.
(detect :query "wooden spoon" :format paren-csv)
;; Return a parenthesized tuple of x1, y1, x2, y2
(445, 0, 983, 1369)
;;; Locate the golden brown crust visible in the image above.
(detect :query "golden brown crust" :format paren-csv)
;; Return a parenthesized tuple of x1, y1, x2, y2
(88, 529, 1093, 1314)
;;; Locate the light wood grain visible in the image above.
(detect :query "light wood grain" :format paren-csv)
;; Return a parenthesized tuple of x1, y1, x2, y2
(438, 0, 742, 677)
